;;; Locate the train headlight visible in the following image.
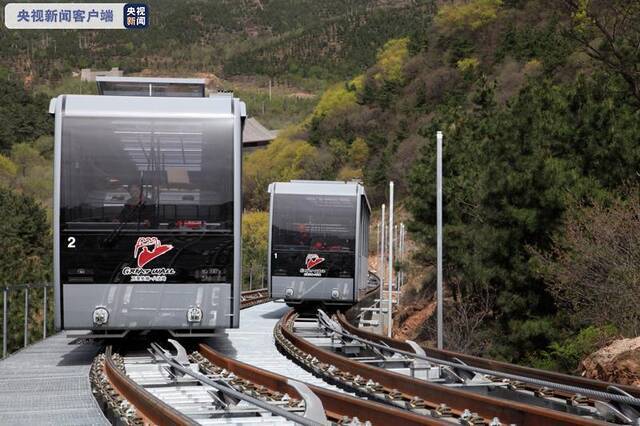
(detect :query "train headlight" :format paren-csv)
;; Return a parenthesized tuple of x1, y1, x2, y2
(92, 307, 109, 326)
(331, 289, 340, 300)
(285, 288, 294, 298)
(187, 306, 203, 323)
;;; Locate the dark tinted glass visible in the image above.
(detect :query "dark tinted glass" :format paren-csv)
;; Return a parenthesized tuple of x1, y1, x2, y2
(61, 116, 233, 229)
(272, 193, 356, 252)
(60, 115, 235, 284)
(98, 81, 204, 97)
(271, 251, 355, 278)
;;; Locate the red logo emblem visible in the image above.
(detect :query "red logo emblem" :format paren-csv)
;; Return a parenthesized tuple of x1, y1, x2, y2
(133, 237, 174, 268)
(305, 253, 325, 269)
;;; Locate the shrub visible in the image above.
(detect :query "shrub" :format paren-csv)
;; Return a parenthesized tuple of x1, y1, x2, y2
(534, 191, 640, 336)
(374, 38, 410, 83)
(456, 57, 480, 73)
(531, 325, 618, 373)
(311, 83, 357, 120)
(436, 0, 503, 32)
(242, 211, 269, 290)
(244, 132, 329, 210)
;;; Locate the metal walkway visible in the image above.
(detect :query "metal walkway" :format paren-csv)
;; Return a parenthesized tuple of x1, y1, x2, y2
(205, 301, 343, 393)
(0, 333, 108, 425)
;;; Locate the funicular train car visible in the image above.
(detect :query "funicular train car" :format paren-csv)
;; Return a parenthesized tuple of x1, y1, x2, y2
(50, 77, 245, 336)
(268, 180, 371, 308)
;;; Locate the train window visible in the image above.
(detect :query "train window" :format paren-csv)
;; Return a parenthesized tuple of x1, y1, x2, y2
(272, 194, 356, 252)
(60, 116, 234, 231)
(98, 81, 204, 97)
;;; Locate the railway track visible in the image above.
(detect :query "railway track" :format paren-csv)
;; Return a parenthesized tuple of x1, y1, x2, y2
(240, 288, 269, 309)
(87, 288, 639, 425)
(275, 309, 640, 425)
(91, 337, 448, 425)
(335, 312, 640, 423)
(89, 288, 441, 425)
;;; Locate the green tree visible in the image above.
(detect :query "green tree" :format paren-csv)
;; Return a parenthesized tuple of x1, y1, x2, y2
(560, 0, 640, 105)
(244, 132, 330, 210)
(436, 0, 503, 32)
(374, 38, 410, 83)
(0, 188, 50, 285)
(349, 137, 369, 168)
(242, 211, 269, 290)
(0, 154, 18, 187)
(0, 80, 52, 152)
(0, 188, 51, 353)
(409, 72, 640, 361)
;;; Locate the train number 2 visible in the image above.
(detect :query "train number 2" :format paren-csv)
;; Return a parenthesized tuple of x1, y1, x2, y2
(67, 236, 76, 248)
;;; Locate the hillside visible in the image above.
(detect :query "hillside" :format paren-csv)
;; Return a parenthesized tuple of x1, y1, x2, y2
(0, 0, 434, 84)
(243, 0, 640, 370)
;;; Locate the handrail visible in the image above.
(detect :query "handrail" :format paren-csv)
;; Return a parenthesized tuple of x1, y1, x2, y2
(2, 283, 52, 358)
(1, 285, 268, 360)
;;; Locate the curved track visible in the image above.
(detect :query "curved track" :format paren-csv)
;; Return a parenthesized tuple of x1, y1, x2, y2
(196, 343, 444, 425)
(337, 311, 640, 399)
(276, 309, 611, 425)
(95, 346, 196, 426)
(88, 286, 639, 425)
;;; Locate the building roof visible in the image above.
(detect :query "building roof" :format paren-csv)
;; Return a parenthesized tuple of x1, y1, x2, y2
(243, 117, 278, 147)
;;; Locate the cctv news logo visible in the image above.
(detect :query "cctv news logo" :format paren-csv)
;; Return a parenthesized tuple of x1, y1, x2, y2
(4, 3, 149, 30)
(121, 237, 175, 282)
(123, 3, 148, 29)
(300, 254, 327, 277)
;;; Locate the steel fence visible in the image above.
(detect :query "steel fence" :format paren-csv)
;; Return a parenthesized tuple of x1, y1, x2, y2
(1, 283, 53, 359)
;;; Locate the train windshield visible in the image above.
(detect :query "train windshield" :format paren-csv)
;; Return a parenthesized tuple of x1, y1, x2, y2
(272, 194, 356, 252)
(60, 116, 234, 231)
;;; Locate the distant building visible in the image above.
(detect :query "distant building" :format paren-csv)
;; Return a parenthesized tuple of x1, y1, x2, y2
(243, 117, 278, 150)
(80, 67, 124, 82)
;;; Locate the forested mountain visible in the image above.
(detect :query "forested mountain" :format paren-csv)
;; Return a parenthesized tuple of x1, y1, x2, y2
(0, 0, 434, 83)
(243, 0, 640, 368)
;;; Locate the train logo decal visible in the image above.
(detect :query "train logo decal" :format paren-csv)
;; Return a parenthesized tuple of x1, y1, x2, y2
(121, 237, 176, 282)
(300, 254, 327, 277)
(305, 254, 325, 269)
(134, 237, 174, 268)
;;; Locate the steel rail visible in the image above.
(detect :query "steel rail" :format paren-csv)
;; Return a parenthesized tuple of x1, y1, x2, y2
(240, 288, 269, 309)
(102, 345, 197, 426)
(241, 287, 268, 297)
(278, 310, 606, 426)
(198, 343, 445, 426)
(336, 312, 640, 405)
(149, 342, 321, 426)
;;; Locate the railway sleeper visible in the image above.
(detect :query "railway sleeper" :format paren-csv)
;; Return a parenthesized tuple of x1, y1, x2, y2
(90, 354, 143, 426)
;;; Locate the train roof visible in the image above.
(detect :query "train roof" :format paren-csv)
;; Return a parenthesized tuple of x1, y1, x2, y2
(49, 94, 246, 119)
(269, 180, 369, 208)
(96, 76, 207, 97)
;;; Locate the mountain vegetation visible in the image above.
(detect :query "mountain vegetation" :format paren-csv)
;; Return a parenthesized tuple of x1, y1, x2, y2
(250, 0, 640, 368)
(0, 0, 434, 83)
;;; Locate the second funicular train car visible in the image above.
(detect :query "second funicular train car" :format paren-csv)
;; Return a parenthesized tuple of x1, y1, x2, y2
(268, 180, 371, 308)
(51, 77, 245, 336)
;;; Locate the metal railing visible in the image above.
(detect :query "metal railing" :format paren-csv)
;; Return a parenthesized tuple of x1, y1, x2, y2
(0, 278, 266, 359)
(1, 283, 52, 359)
(243, 266, 266, 292)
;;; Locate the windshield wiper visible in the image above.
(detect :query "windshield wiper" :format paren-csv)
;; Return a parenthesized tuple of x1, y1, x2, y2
(101, 202, 144, 247)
